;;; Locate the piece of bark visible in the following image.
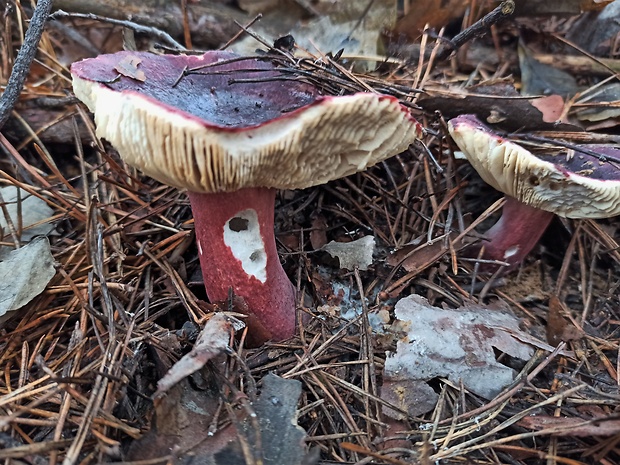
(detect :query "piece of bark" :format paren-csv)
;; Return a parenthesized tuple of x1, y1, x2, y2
(9, 98, 91, 145)
(418, 81, 582, 132)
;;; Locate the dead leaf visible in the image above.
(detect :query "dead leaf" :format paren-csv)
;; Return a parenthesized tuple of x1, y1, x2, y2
(127, 377, 236, 463)
(566, 0, 620, 55)
(310, 215, 328, 250)
(310, 268, 344, 305)
(383, 295, 535, 416)
(519, 41, 580, 96)
(322, 235, 375, 271)
(575, 83, 620, 123)
(0, 186, 56, 242)
(155, 313, 242, 398)
(530, 95, 567, 123)
(279, 232, 300, 251)
(114, 55, 146, 82)
(394, 0, 468, 39)
(0, 237, 56, 326)
(546, 296, 584, 345)
(387, 235, 452, 273)
(381, 378, 438, 419)
(224, 373, 315, 465)
(296, 0, 396, 65)
(231, 0, 396, 71)
(129, 373, 316, 465)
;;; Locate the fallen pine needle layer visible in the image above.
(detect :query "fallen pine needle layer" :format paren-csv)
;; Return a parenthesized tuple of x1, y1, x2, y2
(1, 5, 620, 465)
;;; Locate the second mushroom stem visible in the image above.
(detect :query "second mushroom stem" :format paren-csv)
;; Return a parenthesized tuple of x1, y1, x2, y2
(188, 187, 297, 342)
(474, 196, 555, 270)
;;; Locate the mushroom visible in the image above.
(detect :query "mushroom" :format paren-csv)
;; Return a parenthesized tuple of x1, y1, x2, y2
(448, 114, 620, 270)
(71, 50, 423, 341)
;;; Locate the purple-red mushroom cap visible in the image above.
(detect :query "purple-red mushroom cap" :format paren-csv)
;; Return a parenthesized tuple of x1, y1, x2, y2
(448, 114, 620, 219)
(71, 50, 423, 343)
(71, 51, 423, 194)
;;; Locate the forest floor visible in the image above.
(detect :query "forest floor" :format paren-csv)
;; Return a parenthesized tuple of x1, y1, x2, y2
(1, 1, 619, 464)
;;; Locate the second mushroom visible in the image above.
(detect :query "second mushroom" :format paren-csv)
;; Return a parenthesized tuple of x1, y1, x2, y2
(72, 51, 423, 342)
(449, 114, 620, 271)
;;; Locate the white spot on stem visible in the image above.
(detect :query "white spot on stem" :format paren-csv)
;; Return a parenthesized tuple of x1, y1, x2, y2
(223, 209, 267, 283)
(504, 245, 519, 259)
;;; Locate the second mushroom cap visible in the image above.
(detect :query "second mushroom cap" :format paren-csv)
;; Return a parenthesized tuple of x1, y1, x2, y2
(449, 114, 620, 219)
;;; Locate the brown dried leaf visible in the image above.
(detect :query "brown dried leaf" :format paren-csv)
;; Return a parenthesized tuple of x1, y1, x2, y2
(387, 236, 450, 273)
(154, 313, 240, 398)
(310, 215, 328, 250)
(114, 55, 146, 82)
(279, 232, 300, 251)
(394, 0, 468, 39)
(127, 375, 230, 462)
(381, 378, 438, 419)
(546, 296, 584, 346)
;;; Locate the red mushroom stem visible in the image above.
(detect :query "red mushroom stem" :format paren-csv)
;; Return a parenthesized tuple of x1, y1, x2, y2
(473, 196, 554, 271)
(188, 187, 296, 341)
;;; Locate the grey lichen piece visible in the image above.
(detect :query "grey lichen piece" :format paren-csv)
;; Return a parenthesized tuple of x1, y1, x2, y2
(322, 235, 375, 271)
(0, 186, 56, 242)
(0, 237, 56, 323)
(384, 294, 534, 411)
(252, 374, 308, 465)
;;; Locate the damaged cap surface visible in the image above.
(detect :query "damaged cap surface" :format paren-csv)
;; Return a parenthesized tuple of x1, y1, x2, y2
(448, 114, 620, 218)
